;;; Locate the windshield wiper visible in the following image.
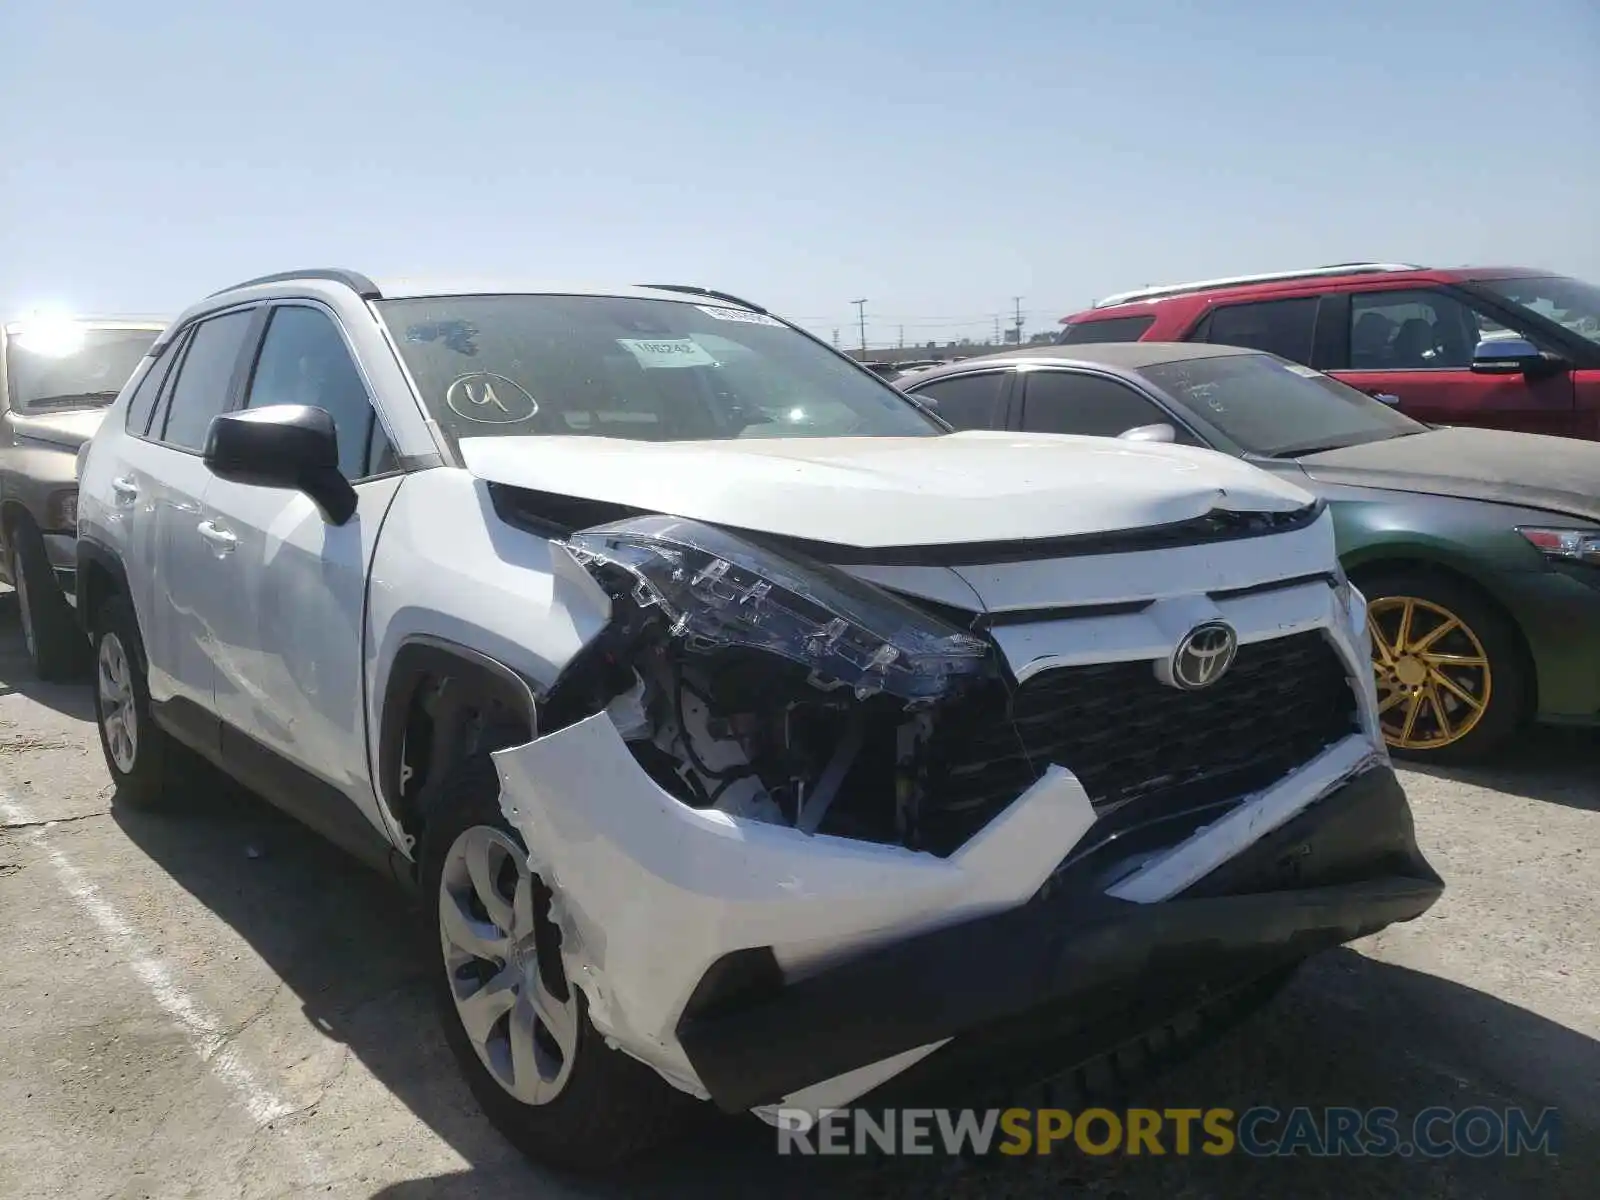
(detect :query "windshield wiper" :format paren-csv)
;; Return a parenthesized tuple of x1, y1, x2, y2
(21, 391, 120, 410)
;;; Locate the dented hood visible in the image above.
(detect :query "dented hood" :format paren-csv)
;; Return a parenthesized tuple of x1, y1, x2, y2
(458, 431, 1315, 550)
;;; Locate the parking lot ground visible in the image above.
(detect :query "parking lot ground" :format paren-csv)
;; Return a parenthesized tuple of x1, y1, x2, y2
(0, 596, 1595, 1199)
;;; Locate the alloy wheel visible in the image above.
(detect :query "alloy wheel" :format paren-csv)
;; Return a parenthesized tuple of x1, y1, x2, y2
(1367, 595, 1492, 751)
(439, 825, 577, 1106)
(97, 631, 139, 773)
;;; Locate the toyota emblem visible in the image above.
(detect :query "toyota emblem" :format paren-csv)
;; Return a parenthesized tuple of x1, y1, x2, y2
(1171, 621, 1238, 690)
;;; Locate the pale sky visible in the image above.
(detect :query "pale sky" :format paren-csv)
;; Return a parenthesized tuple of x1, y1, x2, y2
(3, 0, 1596, 347)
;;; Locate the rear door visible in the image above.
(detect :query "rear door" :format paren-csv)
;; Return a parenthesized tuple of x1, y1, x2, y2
(133, 307, 261, 736)
(1324, 287, 1576, 434)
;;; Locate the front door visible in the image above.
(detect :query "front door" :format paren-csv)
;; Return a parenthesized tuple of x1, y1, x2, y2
(1331, 287, 1577, 435)
(200, 303, 404, 847)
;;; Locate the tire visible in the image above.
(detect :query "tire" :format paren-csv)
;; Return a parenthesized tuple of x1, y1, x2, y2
(420, 753, 696, 1172)
(1358, 569, 1528, 764)
(90, 594, 197, 810)
(8, 519, 88, 682)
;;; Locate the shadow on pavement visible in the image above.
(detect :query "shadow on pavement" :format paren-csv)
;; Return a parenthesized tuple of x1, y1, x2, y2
(1401, 725, 1599, 813)
(110, 779, 1597, 1200)
(0, 593, 97, 723)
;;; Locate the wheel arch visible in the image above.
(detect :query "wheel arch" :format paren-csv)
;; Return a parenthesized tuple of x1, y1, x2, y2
(1344, 549, 1540, 715)
(377, 636, 539, 862)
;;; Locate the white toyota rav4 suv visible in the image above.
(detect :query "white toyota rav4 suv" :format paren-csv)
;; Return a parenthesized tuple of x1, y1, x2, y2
(76, 270, 1441, 1170)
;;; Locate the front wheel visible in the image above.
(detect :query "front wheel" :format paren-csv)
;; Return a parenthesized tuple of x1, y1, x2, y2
(1361, 571, 1528, 763)
(420, 754, 695, 1172)
(9, 521, 88, 681)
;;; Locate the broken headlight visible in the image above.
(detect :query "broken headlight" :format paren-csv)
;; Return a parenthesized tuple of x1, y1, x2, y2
(566, 515, 990, 704)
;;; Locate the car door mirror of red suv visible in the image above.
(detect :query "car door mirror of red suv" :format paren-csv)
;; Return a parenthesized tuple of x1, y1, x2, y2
(1471, 337, 1565, 378)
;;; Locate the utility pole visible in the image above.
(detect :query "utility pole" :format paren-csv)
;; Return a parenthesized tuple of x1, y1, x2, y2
(851, 299, 868, 356)
(898, 324, 904, 349)
(992, 314, 1001, 344)
(1013, 296, 1024, 344)
(832, 328, 840, 348)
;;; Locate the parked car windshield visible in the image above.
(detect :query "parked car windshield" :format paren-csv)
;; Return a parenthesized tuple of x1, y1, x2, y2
(5, 324, 160, 414)
(1476, 275, 1600, 347)
(1138, 351, 1427, 457)
(375, 295, 943, 447)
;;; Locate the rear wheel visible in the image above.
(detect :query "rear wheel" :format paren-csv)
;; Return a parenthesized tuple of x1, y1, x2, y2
(91, 595, 199, 809)
(420, 753, 696, 1172)
(1361, 571, 1528, 763)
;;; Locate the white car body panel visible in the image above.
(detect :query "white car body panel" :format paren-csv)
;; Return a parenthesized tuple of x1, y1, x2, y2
(457, 431, 1316, 549)
(200, 474, 406, 840)
(492, 711, 1099, 1097)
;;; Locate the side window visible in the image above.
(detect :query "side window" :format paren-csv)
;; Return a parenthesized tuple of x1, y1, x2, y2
(124, 335, 184, 437)
(907, 372, 1007, 430)
(245, 306, 379, 480)
(1056, 315, 1155, 344)
(158, 312, 255, 451)
(1022, 371, 1197, 441)
(1349, 289, 1495, 370)
(1196, 298, 1318, 364)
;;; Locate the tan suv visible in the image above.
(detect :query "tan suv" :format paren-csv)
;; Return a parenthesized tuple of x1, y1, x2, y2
(0, 315, 167, 677)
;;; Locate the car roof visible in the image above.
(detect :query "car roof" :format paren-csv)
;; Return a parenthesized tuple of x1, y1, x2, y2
(901, 341, 1253, 381)
(1063, 263, 1558, 323)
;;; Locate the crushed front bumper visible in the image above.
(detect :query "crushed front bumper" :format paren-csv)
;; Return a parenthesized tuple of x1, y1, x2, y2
(496, 706, 1439, 1112)
(675, 761, 1440, 1112)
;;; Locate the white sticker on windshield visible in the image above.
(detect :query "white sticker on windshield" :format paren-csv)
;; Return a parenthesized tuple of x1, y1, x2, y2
(696, 305, 784, 327)
(616, 337, 718, 369)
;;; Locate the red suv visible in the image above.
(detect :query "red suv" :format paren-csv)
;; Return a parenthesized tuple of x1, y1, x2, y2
(1056, 264, 1600, 439)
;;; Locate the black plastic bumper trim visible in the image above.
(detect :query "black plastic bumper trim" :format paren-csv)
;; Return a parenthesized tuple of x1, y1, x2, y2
(675, 763, 1440, 1113)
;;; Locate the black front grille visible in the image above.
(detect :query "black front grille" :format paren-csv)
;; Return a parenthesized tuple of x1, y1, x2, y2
(917, 631, 1360, 856)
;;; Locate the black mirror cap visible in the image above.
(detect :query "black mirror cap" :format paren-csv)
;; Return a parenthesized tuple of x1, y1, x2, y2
(1470, 336, 1559, 377)
(203, 405, 357, 524)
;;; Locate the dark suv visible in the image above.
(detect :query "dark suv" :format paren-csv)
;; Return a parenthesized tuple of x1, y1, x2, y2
(1055, 264, 1600, 440)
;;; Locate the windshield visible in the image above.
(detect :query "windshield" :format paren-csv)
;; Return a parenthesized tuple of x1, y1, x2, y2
(1476, 275, 1600, 347)
(5, 325, 160, 414)
(375, 295, 943, 447)
(1139, 352, 1426, 457)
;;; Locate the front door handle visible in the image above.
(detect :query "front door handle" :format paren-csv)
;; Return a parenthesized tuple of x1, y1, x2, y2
(197, 520, 238, 554)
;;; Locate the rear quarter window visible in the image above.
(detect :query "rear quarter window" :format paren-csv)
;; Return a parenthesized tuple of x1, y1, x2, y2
(1056, 315, 1155, 345)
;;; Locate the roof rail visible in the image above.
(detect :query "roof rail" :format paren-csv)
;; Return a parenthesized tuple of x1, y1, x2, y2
(1091, 262, 1421, 309)
(637, 283, 769, 314)
(210, 269, 382, 300)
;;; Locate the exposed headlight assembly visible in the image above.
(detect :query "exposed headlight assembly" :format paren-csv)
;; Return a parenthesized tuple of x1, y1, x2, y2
(1517, 527, 1600, 566)
(567, 515, 991, 704)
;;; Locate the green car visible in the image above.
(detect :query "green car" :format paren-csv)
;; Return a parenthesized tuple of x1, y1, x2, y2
(899, 343, 1600, 762)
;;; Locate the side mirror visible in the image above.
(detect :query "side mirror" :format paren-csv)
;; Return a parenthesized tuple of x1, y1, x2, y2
(906, 390, 939, 411)
(1471, 337, 1547, 376)
(1117, 422, 1177, 443)
(203, 405, 357, 525)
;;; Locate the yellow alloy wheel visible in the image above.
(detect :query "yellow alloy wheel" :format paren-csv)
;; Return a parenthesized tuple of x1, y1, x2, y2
(1367, 595, 1493, 751)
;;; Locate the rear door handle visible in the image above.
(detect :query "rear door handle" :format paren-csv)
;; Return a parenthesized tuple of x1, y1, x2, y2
(111, 477, 139, 503)
(197, 520, 237, 554)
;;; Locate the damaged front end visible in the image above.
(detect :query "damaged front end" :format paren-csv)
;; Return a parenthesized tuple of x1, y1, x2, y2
(493, 511, 1442, 1113)
(540, 514, 1004, 850)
